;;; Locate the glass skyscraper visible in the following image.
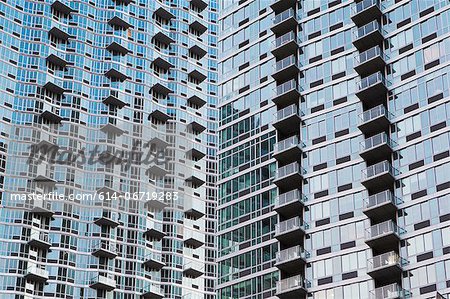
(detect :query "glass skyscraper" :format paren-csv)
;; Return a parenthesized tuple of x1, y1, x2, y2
(218, 0, 450, 299)
(0, 0, 217, 298)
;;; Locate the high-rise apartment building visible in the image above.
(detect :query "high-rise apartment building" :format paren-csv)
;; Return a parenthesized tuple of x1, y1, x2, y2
(0, 0, 218, 298)
(218, 0, 450, 299)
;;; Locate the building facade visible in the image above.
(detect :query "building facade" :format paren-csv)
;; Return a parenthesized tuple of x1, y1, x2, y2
(218, 0, 450, 299)
(0, 0, 217, 298)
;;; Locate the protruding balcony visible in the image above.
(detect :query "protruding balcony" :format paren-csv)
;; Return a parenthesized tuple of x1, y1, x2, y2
(105, 66, 129, 82)
(143, 221, 165, 241)
(184, 196, 205, 220)
(187, 120, 206, 134)
(275, 245, 309, 273)
(152, 57, 174, 71)
(151, 82, 173, 97)
(356, 72, 388, 106)
(142, 284, 165, 299)
(46, 47, 67, 68)
(91, 241, 118, 259)
(183, 261, 204, 278)
(272, 56, 300, 82)
(154, 3, 175, 20)
(270, 0, 297, 14)
(153, 31, 175, 46)
(370, 283, 411, 299)
(108, 15, 131, 29)
(276, 275, 309, 298)
(363, 190, 402, 221)
(273, 162, 305, 190)
(43, 79, 65, 95)
(274, 189, 307, 218)
(148, 134, 169, 149)
(271, 8, 297, 34)
(25, 265, 49, 283)
(101, 119, 125, 135)
(186, 146, 206, 161)
(89, 275, 116, 291)
(367, 252, 407, 282)
(353, 20, 384, 51)
(30, 200, 54, 217)
(189, 42, 207, 59)
(51, 0, 73, 15)
(274, 217, 308, 246)
(184, 229, 205, 249)
(34, 164, 57, 185)
(354, 46, 386, 77)
(94, 212, 120, 228)
(147, 164, 168, 178)
(365, 220, 404, 250)
(360, 133, 395, 163)
(149, 109, 171, 123)
(272, 79, 301, 106)
(188, 69, 207, 83)
(41, 103, 62, 123)
(273, 136, 304, 163)
(358, 105, 391, 135)
(28, 231, 52, 250)
(103, 93, 126, 108)
(190, 20, 208, 35)
(272, 31, 298, 58)
(351, 0, 382, 27)
(361, 161, 398, 192)
(106, 41, 129, 55)
(272, 104, 302, 135)
(189, 0, 208, 11)
(49, 26, 70, 42)
(187, 94, 206, 108)
(143, 252, 165, 270)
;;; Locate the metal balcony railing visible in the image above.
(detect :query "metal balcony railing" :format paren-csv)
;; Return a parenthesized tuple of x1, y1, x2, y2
(367, 251, 408, 272)
(355, 45, 386, 66)
(352, 0, 380, 16)
(274, 136, 305, 153)
(275, 217, 309, 235)
(274, 104, 301, 122)
(273, 31, 298, 48)
(361, 161, 398, 181)
(360, 133, 396, 152)
(275, 189, 307, 208)
(353, 20, 383, 40)
(364, 190, 402, 210)
(365, 220, 405, 240)
(274, 162, 306, 180)
(359, 105, 392, 124)
(357, 72, 387, 92)
(276, 245, 310, 263)
(273, 8, 296, 25)
(274, 55, 299, 72)
(276, 275, 310, 293)
(369, 283, 411, 299)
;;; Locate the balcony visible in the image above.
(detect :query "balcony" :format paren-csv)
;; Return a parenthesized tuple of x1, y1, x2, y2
(149, 109, 171, 123)
(363, 190, 402, 221)
(106, 41, 129, 55)
(43, 78, 65, 95)
(151, 82, 173, 97)
(46, 47, 67, 68)
(153, 31, 175, 46)
(91, 241, 118, 259)
(105, 66, 129, 82)
(370, 283, 411, 299)
(154, 3, 175, 20)
(183, 261, 204, 278)
(273, 162, 305, 190)
(143, 221, 165, 241)
(353, 20, 384, 51)
(186, 146, 206, 161)
(89, 275, 116, 291)
(272, 79, 301, 107)
(271, 8, 297, 35)
(103, 93, 126, 108)
(187, 120, 206, 134)
(356, 72, 388, 106)
(354, 46, 386, 77)
(190, 0, 208, 11)
(152, 57, 174, 71)
(30, 200, 54, 217)
(189, 43, 207, 59)
(28, 231, 52, 250)
(51, 0, 73, 15)
(41, 103, 62, 123)
(184, 196, 205, 220)
(187, 94, 206, 108)
(351, 0, 382, 27)
(184, 229, 205, 249)
(360, 133, 395, 163)
(25, 265, 49, 283)
(101, 119, 125, 136)
(274, 189, 306, 218)
(142, 284, 165, 299)
(34, 164, 57, 185)
(190, 20, 208, 35)
(358, 105, 391, 135)
(270, 0, 297, 14)
(49, 26, 70, 42)
(272, 56, 300, 82)
(148, 133, 169, 149)
(272, 104, 302, 135)
(94, 212, 120, 228)
(276, 275, 309, 298)
(274, 217, 308, 246)
(188, 69, 207, 83)
(367, 252, 407, 282)
(272, 31, 298, 58)
(361, 161, 398, 192)
(147, 164, 168, 178)
(143, 252, 165, 270)
(365, 220, 404, 250)
(108, 15, 131, 29)
(273, 136, 304, 163)
(275, 245, 309, 273)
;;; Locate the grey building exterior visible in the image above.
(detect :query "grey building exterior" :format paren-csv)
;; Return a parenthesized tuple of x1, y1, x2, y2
(218, 0, 450, 299)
